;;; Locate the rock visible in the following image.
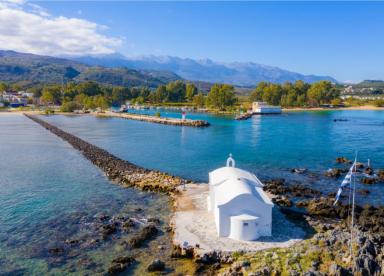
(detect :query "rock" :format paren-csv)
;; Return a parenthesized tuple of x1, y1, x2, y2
(364, 167, 374, 175)
(325, 168, 347, 178)
(296, 200, 309, 208)
(361, 177, 377, 185)
(291, 168, 307, 174)
(147, 217, 160, 224)
(336, 157, 352, 164)
(272, 196, 292, 207)
(355, 162, 365, 169)
(328, 264, 351, 276)
(48, 247, 64, 255)
(108, 256, 135, 275)
(357, 189, 370, 195)
(305, 197, 338, 218)
(101, 223, 117, 237)
(354, 255, 381, 276)
(122, 219, 135, 228)
(377, 170, 384, 181)
(64, 239, 79, 245)
(98, 214, 110, 221)
(147, 259, 165, 272)
(127, 224, 158, 248)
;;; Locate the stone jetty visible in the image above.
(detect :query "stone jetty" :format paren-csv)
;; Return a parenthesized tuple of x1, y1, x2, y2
(24, 113, 187, 194)
(97, 111, 210, 127)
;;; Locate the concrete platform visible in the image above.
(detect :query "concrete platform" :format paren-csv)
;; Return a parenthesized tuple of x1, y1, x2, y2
(172, 184, 306, 254)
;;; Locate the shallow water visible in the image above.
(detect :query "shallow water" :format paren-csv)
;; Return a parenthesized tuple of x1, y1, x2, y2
(0, 114, 174, 275)
(42, 109, 384, 206)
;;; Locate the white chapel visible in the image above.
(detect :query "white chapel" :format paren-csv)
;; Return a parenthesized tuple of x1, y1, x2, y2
(207, 154, 274, 241)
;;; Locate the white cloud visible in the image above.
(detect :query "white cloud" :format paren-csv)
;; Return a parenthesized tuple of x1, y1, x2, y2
(0, 1, 122, 56)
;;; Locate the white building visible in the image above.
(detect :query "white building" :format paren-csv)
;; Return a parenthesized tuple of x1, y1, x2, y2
(252, 102, 282, 114)
(207, 155, 274, 241)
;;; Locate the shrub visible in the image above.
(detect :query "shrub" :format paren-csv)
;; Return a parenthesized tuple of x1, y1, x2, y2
(373, 99, 384, 107)
(61, 101, 79, 112)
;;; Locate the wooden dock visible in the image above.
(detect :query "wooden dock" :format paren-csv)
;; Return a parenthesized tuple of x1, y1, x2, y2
(97, 111, 210, 127)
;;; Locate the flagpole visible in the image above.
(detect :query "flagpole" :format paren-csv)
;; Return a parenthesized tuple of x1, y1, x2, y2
(350, 153, 357, 271)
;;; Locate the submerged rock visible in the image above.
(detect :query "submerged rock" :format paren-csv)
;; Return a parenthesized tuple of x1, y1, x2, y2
(357, 189, 370, 195)
(108, 256, 135, 275)
(126, 223, 158, 248)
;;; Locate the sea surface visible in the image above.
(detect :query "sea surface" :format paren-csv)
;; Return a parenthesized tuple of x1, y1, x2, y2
(1, 110, 384, 274)
(42, 109, 384, 206)
(0, 114, 179, 275)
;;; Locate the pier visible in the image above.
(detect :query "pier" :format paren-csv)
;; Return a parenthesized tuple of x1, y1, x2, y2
(97, 111, 210, 127)
(24, 113, 187, 194)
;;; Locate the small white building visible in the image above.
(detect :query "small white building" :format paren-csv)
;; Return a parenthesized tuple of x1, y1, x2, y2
(207, 155, 274, 241)
(252, 102, 282, 114)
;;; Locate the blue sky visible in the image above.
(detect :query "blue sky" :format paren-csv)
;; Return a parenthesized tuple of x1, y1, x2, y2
(2, 1, 384, 82)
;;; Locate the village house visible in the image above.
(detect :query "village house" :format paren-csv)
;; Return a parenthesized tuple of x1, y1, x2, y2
(207, 155, 274, 241)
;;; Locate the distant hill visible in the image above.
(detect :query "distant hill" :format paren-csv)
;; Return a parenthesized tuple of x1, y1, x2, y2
(0, 50, 180, 88)
(73, 54, 338, 86)
(354, 80, 384, 88)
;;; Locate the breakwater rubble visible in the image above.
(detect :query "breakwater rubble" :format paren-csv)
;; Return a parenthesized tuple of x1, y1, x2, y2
(97, 111, 210, 127)
(25, 113, 186, 194)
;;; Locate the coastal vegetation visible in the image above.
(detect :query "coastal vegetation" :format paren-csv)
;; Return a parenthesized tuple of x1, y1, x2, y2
(2, 77, 384, 113)
(249, 80, 340, 107)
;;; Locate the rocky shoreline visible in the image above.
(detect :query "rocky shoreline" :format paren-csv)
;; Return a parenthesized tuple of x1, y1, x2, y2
(24, 113, 188, 194)
(97, 111, 210, 127)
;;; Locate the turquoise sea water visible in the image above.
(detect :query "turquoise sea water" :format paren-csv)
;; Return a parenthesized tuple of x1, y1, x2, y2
(1, 110, 384, 274)
(0, 114, 171, 275)
(43, 109, 384, 206)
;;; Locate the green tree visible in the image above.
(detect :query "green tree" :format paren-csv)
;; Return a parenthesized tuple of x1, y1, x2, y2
(185, 83, 198, 102)
(41, 85, 62, 105)
(193, 92, 205, 108)
(61, 101, 79, 112)
(0, 82, 8, 92)
(307, 81, 337, 106)
(154, 85, 167, 103)
(166, 80, 186, 102)
(249, 82, 267, 102)
(111, 87, 131, 105)
(207, 84, 237, 110)
(262, 83, 283, 106)
(93, 95, 109, 110)
(75, 81, 101, 96)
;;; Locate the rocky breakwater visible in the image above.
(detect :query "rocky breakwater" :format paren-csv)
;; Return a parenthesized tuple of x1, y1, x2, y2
(24, 114, 186, 194)
(97, 111, 210, 127)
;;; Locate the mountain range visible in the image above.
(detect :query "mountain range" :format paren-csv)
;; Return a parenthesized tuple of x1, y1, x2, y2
(72, 54, 338, 86)
(0, 50, 180, 88)
(0, 50, 338, 89)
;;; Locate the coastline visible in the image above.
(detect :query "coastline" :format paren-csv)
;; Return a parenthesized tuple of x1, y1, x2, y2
(283, 105, 384, 111)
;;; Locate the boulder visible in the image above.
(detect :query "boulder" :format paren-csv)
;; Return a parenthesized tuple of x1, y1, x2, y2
(364, 167, 374, 175)
(378, 170, 384, 181)
(361, 177, 377, 185)
(291, 168, 307, 174)
(325, 168, 347, 178)
(272, 196, 293, 207)
(328, 264, 351, 276)
(147, 259, 165, 272)
(336, 157, 352, 164)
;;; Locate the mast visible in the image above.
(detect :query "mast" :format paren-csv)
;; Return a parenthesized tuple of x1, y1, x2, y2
(350, 154, 357, 271)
